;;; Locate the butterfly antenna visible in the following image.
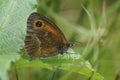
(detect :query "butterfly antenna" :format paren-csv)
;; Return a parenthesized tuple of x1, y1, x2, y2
(74, 41, 86, 46)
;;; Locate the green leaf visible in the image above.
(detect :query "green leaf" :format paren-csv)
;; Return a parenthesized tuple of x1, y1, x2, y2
(13, 51, 104, 80)
(0, 0, 36, 80)
(0, 54, 20, 80)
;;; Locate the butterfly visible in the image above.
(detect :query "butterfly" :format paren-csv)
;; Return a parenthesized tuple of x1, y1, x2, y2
(24, 12, 73, 58)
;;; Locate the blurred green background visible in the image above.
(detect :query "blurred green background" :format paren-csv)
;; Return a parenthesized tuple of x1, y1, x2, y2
(0, 0, 120, 80)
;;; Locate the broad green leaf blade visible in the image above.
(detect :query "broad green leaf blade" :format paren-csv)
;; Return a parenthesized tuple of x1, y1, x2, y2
(14, 53, 104, 80)
(0, 0, 36, 80)
(0, 54, 20, 80)
(0, 0, 36, 54)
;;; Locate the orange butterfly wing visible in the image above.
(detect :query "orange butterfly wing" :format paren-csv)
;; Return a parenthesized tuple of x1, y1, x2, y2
(24, 12, 72, 57)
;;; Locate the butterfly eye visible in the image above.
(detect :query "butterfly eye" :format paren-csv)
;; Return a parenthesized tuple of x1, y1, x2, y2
(35, 21, 42, 27)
